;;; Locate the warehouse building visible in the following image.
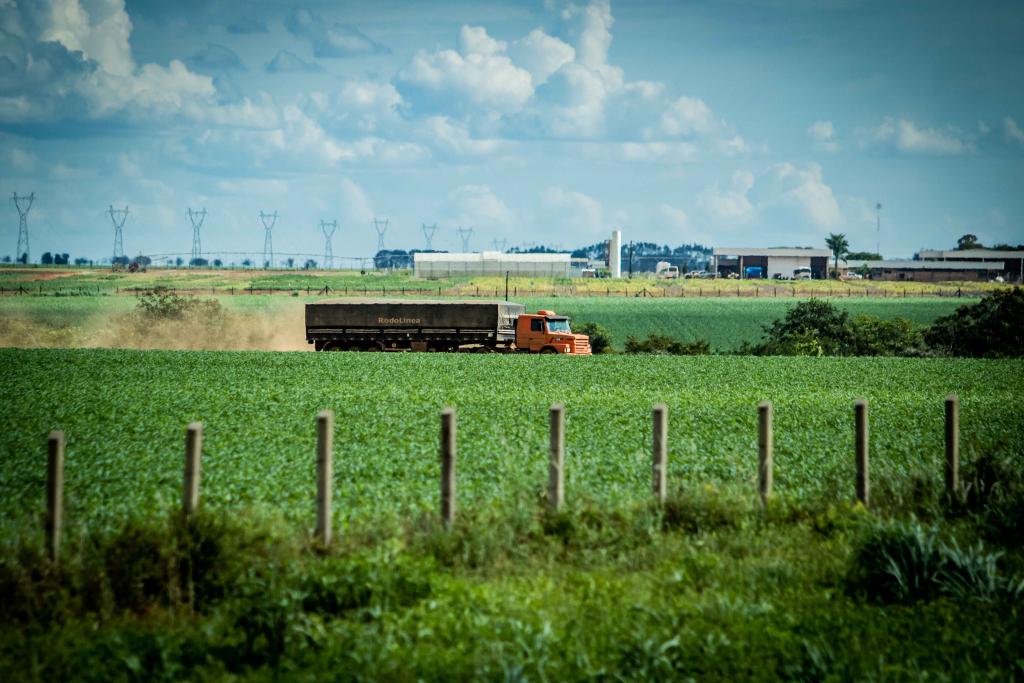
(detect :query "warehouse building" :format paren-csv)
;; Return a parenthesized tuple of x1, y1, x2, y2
(842, 259, 1005, 282)
(414, 251, 572, 278)
(712, 247, 831, 279)
(917, 249, 1024, 282)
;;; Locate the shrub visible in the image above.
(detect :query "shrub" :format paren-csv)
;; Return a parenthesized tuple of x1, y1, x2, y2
(848, 314, 926, 356)
(846, 521, 1022, 604)
(572, 321, 613, 354)
(136, 287, 222, 321)
(924, 288, 1024, 357)
(957, 451, 1024, 546)
(624, 333, 710, 355)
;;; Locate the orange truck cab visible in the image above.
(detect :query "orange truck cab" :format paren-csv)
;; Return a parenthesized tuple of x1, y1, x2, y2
(515, 310, 592, 354)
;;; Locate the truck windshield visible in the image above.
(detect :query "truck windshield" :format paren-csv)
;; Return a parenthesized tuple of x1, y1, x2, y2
(547, 319, 571, 333)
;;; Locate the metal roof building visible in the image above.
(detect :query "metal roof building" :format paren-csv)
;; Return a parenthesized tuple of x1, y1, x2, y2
(917, 249, 1023, 281)
(843, 259, 1006, 282)
(712, 247, 832, 279)
(414, 251, 572, 278)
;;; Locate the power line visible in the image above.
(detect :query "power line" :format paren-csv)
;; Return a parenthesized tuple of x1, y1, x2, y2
(187, 208, 207, 265)
(109, 205, 128, 262)
(12, 192, 34, 264)
(320, 219, 337, 269)
(457, 226, 474, 252)
(422, 223, 438, 250)
(373, 217, 389, 252)
(259, 210, 278, 269)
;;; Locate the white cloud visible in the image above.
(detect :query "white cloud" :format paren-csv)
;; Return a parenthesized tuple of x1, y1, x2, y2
(1004, 116, 1024, 147)
(41, 0, 135, 77)
(508, 28, 575, 85)
(659, 203, 689, 230)
(442, 185, 515, 229)
(7, 147, 39, 172)
(808, 120, 839, 152)
(861, 117, 972, 155)
(561, 0, 614, 70)
(337, 177, 375, 226)
(421, 116, 504, 157)
(698, 170, 756, 226)
(397, 25, 533, 115)
(605, 141, 698, 164)
(661, 96, 718, 137)
(540, 185, 604, 234)
(759, 162, 842, 229)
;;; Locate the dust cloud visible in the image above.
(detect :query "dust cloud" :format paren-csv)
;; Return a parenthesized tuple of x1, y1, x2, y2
(0, 299, 312, 352)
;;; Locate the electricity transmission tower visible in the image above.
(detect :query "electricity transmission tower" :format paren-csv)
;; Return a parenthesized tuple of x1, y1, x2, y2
(875, 202, 882, 257)
(12, 192, 34, 264)
(493, 238, 507, 253)
(373, 218, 389, 252)
(422, 223, 438, 250)
(259, 210, 278, 268)
(187, 208, 207, 264)
(109, 205, 128, 262)
(457, 226, 474, 252)
(320, 220, 337, 269)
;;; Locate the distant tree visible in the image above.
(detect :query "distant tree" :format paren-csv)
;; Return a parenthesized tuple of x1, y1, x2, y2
(112, 256, 130, 266)
(73, 257, 89, 265)
(241, 259, 252, 267)
(286, 257, 295, 268)
(189, 257, 208, 267)
(991, 243, 1024, 251)
(956, 234, 982, 250)
(925, 289, 1024, 358)
(304, 259, 317, 269)
(135, 255, 152, 266)
(845, 251, 882, 261)
(17, 252, 28, 264)
(175, 257, 184, 267)
(825, 233, 849, 278)
(41, 252, 53, 265)
(1, 255, 10, 263)
(212, 259, 223, 267)
(55, 253, 70, 265)
(374, 249, 412, 269)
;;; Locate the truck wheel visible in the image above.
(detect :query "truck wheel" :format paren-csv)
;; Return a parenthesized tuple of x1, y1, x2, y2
(540, 346, 558, 354)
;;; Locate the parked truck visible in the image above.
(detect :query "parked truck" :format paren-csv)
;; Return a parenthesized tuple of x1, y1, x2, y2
(305, 299, 592, 354)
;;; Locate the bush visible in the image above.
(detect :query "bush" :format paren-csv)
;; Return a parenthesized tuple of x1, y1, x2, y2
(957, 451, 1024, 546)
(572, 321, 613, 354)
(136, 287, 222, 321)
(745, 299, 923, 356)
(924, 288, 1024, 357)
(846, 521, 1022, 604)
(624, 333, 710, 355)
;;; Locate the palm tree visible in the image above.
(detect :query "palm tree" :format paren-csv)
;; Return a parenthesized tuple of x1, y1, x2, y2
(825, 233, 850, 279)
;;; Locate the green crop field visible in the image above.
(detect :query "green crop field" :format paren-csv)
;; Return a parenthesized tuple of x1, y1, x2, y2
(3, 348, 1021, 527)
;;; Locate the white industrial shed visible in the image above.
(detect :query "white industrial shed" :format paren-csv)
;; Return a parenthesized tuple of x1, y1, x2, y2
(712, 247, 832, 279)
(414, 252, 572, 278)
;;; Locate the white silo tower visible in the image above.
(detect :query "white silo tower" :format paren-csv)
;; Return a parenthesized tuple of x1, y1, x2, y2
(609, 229, 622, 278)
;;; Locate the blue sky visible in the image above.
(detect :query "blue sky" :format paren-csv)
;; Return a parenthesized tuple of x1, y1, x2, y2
(1, 0, 1022, 263)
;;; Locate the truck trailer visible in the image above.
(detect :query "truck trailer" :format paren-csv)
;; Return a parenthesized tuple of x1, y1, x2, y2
(305, 299, 591, 354)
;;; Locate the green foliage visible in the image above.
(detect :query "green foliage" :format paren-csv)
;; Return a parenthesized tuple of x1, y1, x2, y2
(845, 521, 1022, 604)
(924, 288, 1024, 357)
(135, 287, 222, 321)
(624, 333, 710, 355)
(571, 320, 612, 354)
(747, 298, 925, 356)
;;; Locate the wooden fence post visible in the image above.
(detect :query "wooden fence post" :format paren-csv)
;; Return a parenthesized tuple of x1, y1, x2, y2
(652, 404, 667, 503)
(440, 408, 456, 527)
(183, 422, 202, 517)
(758, 401, 773, 507)
(854, 400, 869, 507)
(549, 404, 565, 511)
(46, 430, 65, 562)
(945, 394, 959, 495)
(316, 410, 334, 546)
